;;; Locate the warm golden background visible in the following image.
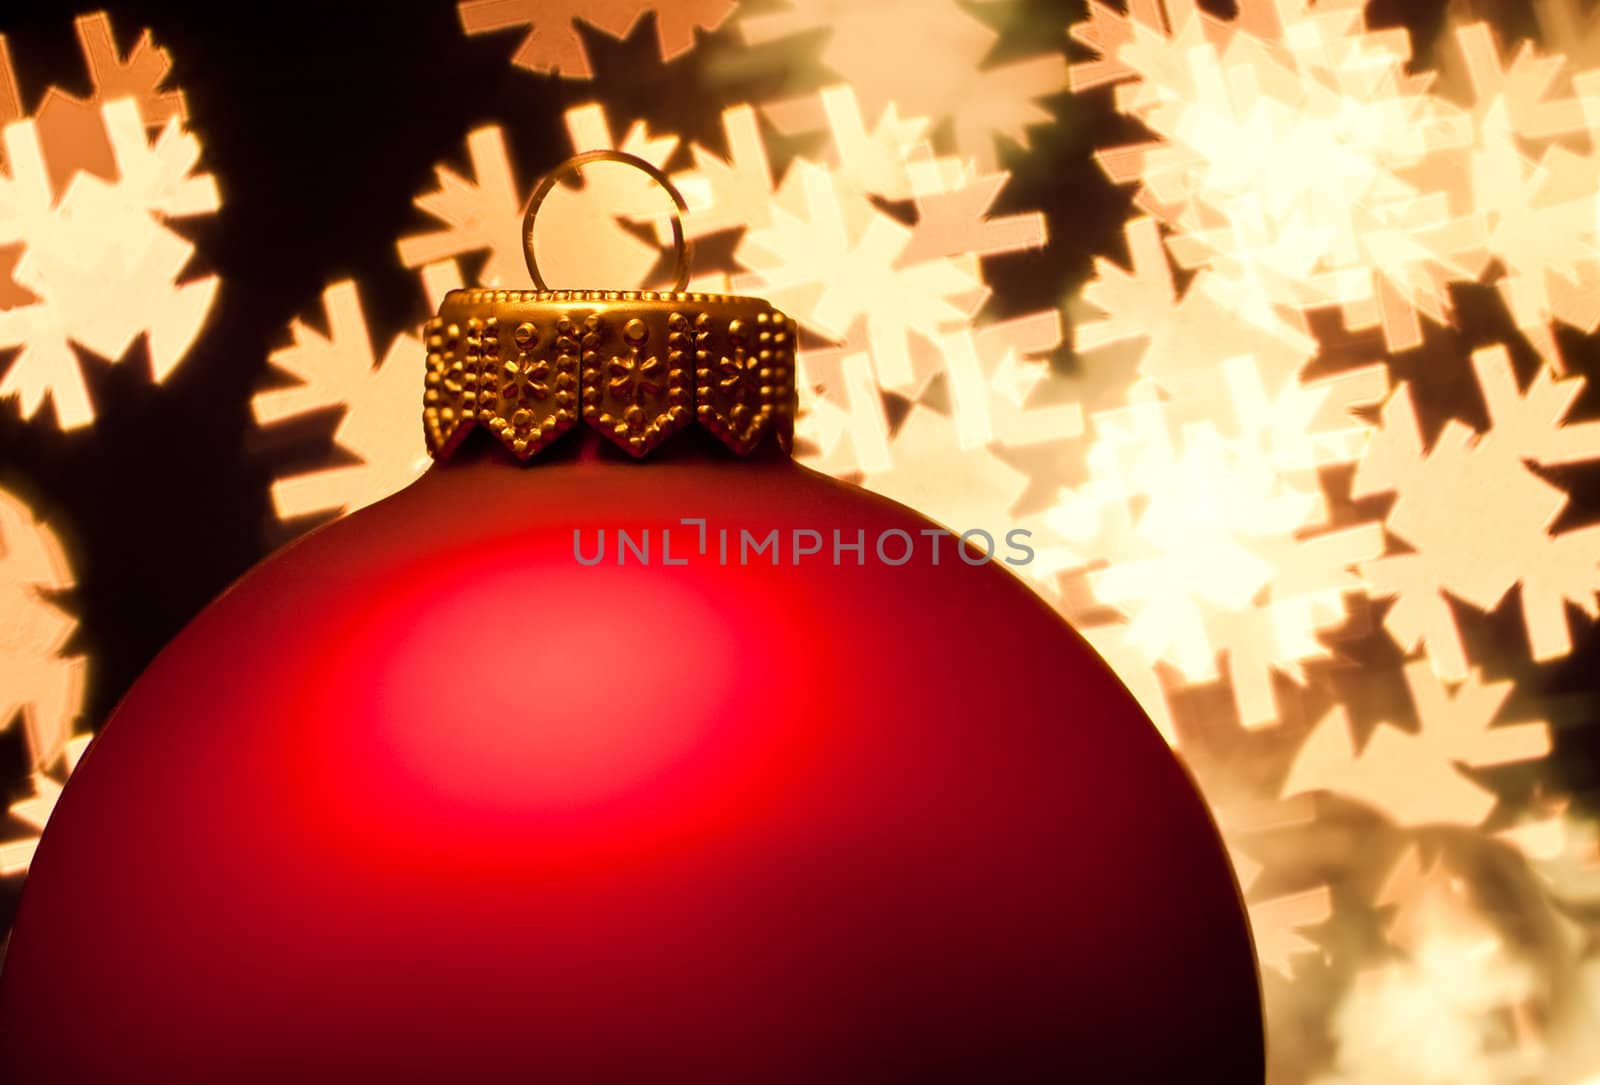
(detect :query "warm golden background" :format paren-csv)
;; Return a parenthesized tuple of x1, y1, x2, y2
(3, 0, 1600, 1080)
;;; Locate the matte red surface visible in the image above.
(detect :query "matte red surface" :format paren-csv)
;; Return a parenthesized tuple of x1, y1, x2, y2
(0, 434, 1264, 1082)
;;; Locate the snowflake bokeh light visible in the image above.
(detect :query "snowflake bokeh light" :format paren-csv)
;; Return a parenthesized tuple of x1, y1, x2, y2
(0, 486, 88, 877)
(0, 14, 219, 430)
(457, 0, 737, 79)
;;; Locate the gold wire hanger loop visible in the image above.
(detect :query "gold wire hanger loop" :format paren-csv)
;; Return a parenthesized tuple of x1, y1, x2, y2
(522, 150, 695, 294)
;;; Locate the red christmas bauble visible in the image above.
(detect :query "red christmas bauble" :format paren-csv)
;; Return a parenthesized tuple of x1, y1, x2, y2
(0, 431, 1262, 1082)
(1, 264, 1263, 1080)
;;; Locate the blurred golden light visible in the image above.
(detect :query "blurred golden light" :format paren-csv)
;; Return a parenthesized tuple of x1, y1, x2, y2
(737, 0, 1065, 170)
(457, 0, 737, 80)
(0, 486, 88, 876)
(0, 14, 217, 430)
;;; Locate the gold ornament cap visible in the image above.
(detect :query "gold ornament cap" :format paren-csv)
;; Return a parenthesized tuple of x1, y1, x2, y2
(423, 151, 797, 461)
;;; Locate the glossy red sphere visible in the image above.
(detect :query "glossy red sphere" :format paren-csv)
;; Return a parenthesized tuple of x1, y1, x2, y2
(0, 434, 1263, 1082)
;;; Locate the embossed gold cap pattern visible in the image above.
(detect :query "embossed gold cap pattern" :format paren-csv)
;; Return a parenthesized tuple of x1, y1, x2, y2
(422, 151, 797, 462)
(424, 290, 796, 461)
